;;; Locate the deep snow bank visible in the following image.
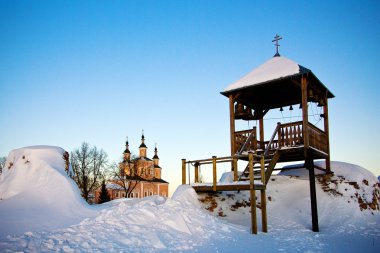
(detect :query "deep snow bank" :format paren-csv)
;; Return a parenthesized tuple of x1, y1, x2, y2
(0, 146, 96, 238)
(0, 186, 253, 252)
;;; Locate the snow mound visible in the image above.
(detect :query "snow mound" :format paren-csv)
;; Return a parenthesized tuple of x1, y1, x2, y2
(172, 185, 201, 208)
(0, 146, 96, 239)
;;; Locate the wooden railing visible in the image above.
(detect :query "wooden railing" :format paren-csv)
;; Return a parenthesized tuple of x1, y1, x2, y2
(234, 121, 327, 155)
(181, 153, 265, 189)
(234, 127, 257, 154)
(308, 123, 328, 154)
(278, 121, 304, 148)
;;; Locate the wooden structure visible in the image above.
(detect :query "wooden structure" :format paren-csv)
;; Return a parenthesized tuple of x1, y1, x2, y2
(182, 38, 334, 234)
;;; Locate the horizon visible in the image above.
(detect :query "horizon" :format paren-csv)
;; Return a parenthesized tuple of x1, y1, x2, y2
(1, 1, 380, 195)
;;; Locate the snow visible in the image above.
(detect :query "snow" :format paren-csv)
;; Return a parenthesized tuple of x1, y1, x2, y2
(0, 146, 97, 239)
(223, 56, 302, 92)
(0, 147, 379, 252)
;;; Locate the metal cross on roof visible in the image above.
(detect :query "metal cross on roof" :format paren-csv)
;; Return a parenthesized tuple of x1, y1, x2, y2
(272, 34, 282, 57)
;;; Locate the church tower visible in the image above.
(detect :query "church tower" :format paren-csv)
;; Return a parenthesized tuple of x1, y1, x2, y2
(123, 138, 131, 162)
(139, 131, 147, 157)
(153, 144, 161, 179)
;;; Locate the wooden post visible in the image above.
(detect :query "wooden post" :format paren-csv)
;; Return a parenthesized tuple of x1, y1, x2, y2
(229, 94, 236, 156)
(194, 162, 199, 183)
(307, 150, 319, 232)
(259, 118, 264, 149)
(277, 122, 282, 148)
(323, 99, 331, 173)
(212, 156, 217, 192)
(233, 156, 238, 181)
(249, 152, 257, 234)
(301, 76, 309, 150)
(182, 159, 186, 184)
(261, 189, 267, 232)
(260, 156, 265, 184)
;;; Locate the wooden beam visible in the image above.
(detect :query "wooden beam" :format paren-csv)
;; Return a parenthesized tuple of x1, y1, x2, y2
(301, 76, 309, 150)
(182, 159, 186, 184)
(265, 151, 280, 184)
(212, 156, 217, 192)
(259, 118, 264, 144)
(229, 94, 236, 155)
(323, 99, 331, 173)
(261, 189, 267, 232)
(233, 156, 238, 181)
(194, 163, 199, 183)
(307, 150, 319, 232)
(249, 152, 257, 234)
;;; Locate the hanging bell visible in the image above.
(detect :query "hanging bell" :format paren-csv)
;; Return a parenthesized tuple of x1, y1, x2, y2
(308, 89, 314, 99)
(280, 107, 284, 112)
(317, 98, 326, 107)
(289, 105, 293, 111)
(234, 103, 245, 119)
(243, 106, 254, 121)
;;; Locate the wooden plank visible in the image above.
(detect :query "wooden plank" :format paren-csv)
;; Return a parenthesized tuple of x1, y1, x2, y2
(182, 159, 186, 184)
(229, 94, 236, 155)
(265, 151, 280, 184)
(212, 156, 217, 191)
(261, 189, 267, 232)
(260, 156, 265, 184)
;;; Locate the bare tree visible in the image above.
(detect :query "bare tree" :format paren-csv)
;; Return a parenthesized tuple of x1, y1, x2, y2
(110, 160, 139, 198)
(70, 142, 108, 202)
(0, 156, 6, 175)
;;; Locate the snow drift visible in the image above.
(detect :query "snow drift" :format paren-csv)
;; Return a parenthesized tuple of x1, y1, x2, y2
(0, 146, 96, 238)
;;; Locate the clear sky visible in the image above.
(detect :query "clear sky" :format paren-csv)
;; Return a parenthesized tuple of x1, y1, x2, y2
(1, 0, 380, 195)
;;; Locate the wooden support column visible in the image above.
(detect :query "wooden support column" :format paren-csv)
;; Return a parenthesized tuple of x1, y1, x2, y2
(307, 150, 319, 232)
(181, 159, 186, 184)
(233, 156, 238, 181)
(259, 118, 264, 149)
(212, 156, 217, 191)
(261, 190, 267, 232)
(229, 94, 236, 156)
(194, 163, 199, 183)
(301, 76, 309, 152)
(248, 152, 257, 234)
(323, 99, 331, 173)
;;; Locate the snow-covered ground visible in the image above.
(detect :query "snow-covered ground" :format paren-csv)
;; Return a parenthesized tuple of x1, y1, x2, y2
(0, 147, 379, 252)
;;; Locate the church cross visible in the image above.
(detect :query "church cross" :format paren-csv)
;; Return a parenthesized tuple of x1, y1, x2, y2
(272, 34, 282, 57)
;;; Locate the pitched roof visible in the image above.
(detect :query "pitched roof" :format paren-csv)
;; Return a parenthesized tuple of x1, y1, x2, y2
(223, 56, 310, 93)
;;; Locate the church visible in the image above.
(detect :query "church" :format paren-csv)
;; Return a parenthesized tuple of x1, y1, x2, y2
(95, 133, 169, 203)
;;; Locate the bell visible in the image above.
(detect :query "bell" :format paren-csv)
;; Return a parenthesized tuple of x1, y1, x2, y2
(317, 98, 326, 107)
(280, 107, 284, 112)
(289, 105, 293, 111)
(234, 103, 245, 119)
(308, 89, 314, 99)
(243, 106, 254, 121)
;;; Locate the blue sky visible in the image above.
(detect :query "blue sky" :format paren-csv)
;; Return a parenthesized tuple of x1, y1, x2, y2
(1, 1, 379, 194)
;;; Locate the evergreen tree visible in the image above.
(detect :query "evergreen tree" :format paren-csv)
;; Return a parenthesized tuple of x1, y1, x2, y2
(98, 180, 110, 204)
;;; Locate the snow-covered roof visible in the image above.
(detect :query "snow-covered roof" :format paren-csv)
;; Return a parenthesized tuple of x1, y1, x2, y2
(106, 182, 124, 190)
(223, 56, 309, 93)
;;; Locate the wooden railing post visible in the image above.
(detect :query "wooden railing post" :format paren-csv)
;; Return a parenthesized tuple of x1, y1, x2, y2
(248, 152, 257, 234)
(260, 156, 265, 184)
(182, 159, 186, 184)
(277, 122, 282, 149)
(233, 155, 238, 181)
(212, 156, 217, 191)
(194, 162, 199, 183)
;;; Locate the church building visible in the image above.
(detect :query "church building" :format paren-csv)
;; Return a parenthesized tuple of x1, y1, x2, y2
(95, 133, 169, 203)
